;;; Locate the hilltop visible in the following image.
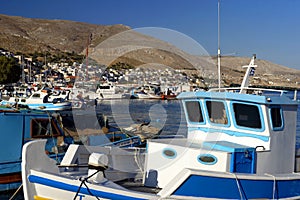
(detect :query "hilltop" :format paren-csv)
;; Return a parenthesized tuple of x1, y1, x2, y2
(0, 14, 130, 54)
(1, 14, 300, 88)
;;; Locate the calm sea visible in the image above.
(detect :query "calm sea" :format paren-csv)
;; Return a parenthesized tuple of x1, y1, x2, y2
(3, 91, 300, 199)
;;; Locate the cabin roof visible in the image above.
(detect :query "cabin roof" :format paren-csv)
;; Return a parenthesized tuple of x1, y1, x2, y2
(177, 91, 299, 106)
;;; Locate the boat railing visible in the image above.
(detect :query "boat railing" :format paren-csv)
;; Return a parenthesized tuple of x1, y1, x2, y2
(209, 87, 287, 96)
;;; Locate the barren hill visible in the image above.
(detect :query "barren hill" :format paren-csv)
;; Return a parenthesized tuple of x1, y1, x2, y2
(0, 14, 130, 54)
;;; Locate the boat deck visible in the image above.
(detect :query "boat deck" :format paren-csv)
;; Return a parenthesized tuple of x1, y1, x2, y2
(116, 178, 161, 194)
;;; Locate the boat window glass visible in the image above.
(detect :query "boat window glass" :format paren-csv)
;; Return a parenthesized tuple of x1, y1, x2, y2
(270, 107, 283, 130)
(233, 103, 261, 129)
(185, 101, 203, 123)
(32, 93, 40, 98)
(206, 101, 228, 124)
(99, 86, 111, 89)
(31, 119, 60, 138)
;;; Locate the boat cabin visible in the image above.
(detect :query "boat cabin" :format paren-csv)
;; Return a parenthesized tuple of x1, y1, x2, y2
(144, 89, 299, 188)
(0, 108, 73, 191)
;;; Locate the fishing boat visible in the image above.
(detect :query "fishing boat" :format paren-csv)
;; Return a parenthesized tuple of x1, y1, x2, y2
(131, 84, 162, 99)
(21, 55, 300, 199)
(0, 89, 72, 111)
(95, 83, 129, 100)
(0, 107, 73, 192)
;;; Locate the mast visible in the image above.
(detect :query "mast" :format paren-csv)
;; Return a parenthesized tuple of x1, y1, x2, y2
(239, 54, 257, 94)
(21, 55, 25, 84)
(217, 0, 221, 89)
(85, 33, 92, 81)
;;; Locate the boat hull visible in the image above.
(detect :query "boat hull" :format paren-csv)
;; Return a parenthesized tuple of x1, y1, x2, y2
(0, 101, 72, 111)
(168, 170, 300, 199)
(25, 169, 300, 200)
(26, 170, 157, 200)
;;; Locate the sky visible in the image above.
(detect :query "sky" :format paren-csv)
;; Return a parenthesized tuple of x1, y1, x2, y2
(1, 0, 300, 70)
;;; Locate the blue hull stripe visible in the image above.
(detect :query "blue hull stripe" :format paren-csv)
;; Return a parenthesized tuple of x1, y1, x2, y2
(189, 127, 270, 142)
(173, 175, 300, 199)
(28, 175, 147, 200)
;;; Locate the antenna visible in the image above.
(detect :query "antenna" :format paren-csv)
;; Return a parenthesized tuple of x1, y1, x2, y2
(217, 0, 221, 89)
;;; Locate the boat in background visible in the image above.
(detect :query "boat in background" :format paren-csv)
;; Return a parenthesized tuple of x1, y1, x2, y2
(0, 107, 73, 192)
(0, 89, 72, 111)
(69, 82, 130, 103)
(161, 86, 179, 100)
(21, 56, 300, 199)
(95, 83, 130, 100)
(131, 84, 162, 99)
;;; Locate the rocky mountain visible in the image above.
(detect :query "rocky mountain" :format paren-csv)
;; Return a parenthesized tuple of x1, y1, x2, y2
(1, 14, 299, 88)
(0, 14, 130, 54)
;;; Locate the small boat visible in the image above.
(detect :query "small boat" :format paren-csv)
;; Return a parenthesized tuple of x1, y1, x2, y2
(69, 82, 129, 103)
(161, 86, 179, 100)
(0, 107, 73, 192)
(95, 83, 129, 100)
(21, 56, 300, 199)
(161, 94, 177, 100)
(0, 89, 72, 111)
(131, 84, 162, 99)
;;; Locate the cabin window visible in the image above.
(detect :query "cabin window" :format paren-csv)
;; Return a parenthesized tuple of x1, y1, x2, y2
(185, 101, 204, 123)
(31, 119, 60, 138)
(99, 86, 111, 89)
(270, 106, 283, 130)
(206, 101, 228, 124)
(32, 93, 40, 98)
(233, 103, 261, 129)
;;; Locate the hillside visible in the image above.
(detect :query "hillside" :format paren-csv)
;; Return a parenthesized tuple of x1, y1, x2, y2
(1, 14, 300, 88)
(0, 14, 130, 54)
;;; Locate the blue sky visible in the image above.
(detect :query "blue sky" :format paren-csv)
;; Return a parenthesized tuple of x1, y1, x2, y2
(1, 0, 300, 70)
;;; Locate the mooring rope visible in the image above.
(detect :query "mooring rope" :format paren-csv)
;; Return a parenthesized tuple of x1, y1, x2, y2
(265, 173, 276, 200)
(225, 172, 246, 200)
(9, 184, 23, 200)
(73, 169, 102, 200)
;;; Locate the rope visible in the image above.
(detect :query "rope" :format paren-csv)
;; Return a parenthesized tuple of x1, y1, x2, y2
(73, 169, 102, 200)
(232, 173, 244, 199)
(9, 184, 22, 200)
(46, 111, 59, 163)
(265, 173, 276, 200)
(225, 172, 246, 200)
(134, 148, 144, 175)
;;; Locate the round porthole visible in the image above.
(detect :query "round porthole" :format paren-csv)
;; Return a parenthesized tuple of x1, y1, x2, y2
(197, 154, 217, 165)
(162, 148, 177, 159)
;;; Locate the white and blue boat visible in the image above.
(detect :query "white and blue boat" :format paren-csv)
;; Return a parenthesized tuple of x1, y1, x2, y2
(0, 89, 72, 111)
(21, 57, 300, 199)
(0, 107, 73, 192)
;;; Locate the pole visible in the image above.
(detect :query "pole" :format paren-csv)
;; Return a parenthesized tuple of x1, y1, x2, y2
(217, 0, 221, 89)
(21, 56, 25, 83)
(85, 33, 92, 81)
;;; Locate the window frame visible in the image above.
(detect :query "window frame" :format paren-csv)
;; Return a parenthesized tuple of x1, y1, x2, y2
(30, 118, 61, 138)
(204, 99, 230, 127)
(184, 100, 206, 125)
(269, 105, 284, 131)
(230, 101, 265, 132)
